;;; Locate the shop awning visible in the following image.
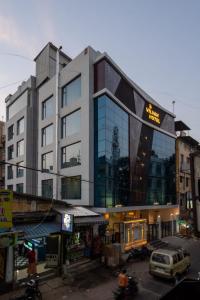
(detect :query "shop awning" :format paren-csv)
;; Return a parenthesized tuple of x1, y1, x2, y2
(13, 222, 61, 240)
(74, 216, 108, 226)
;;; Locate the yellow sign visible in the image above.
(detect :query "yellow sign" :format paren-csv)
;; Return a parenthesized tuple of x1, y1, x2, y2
(146, 103, 160, 124)
(0, 189, 13, 228)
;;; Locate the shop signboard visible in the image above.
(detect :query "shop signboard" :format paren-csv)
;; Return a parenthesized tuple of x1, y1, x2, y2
(62, 213, 74, 232)
(0, 189, 13, 229)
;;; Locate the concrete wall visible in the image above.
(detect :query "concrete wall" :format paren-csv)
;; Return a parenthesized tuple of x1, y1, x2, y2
(37, 46, 100, 206)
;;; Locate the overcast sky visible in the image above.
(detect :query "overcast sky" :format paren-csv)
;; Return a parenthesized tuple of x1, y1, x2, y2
(0, 0, 200, 140)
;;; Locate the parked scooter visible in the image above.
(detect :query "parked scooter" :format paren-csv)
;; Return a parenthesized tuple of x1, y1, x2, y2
(126, 246, 150, 262)
(113, 275, 138, 300)
(10, 276, 42, 300)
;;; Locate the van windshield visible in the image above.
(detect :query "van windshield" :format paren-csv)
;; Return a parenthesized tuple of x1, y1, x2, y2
(152, 253, 170, 265)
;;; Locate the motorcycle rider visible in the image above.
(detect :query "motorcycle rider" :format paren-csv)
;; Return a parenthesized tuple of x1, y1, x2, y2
(118, 269, 128, 291)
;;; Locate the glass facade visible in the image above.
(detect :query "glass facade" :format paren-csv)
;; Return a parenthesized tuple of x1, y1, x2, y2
(62, 76, 81, 107)
(61, 175, 81, 199)
(42, 179, 53, 198)
(17, 117, 24, 135)
(94, 95, 129, 207)
(94, 94, 176, 208)
(17, 140, 24, 157)
(61, 142, 81, 168)
(42, 96, 53, 120)
(42, 151, 53, 172)
(61, 110, 81, 138)
(42, 124, 53, 146)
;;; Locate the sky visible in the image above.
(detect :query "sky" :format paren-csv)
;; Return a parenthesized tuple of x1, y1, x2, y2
(0, 0, 200, 140)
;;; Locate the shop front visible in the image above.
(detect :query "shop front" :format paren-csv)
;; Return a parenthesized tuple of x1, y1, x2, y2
(55, 206, 108, 266)
(13, 222, 61, 281)
(102, 211, 148, 252)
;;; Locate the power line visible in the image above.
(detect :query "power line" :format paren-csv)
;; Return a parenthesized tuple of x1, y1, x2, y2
(0, 80, 26, 90)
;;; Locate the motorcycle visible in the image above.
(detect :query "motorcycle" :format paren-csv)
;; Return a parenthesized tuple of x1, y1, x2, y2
(126, 246, 150, 262)
(10, 276, 42, 300)
(113, 275, 138, 300)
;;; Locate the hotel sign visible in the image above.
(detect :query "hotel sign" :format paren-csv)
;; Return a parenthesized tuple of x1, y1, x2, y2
(145, 103, 160, 125)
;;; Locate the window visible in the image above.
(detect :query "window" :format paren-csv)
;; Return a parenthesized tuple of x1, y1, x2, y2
(42, 124, 53, 146)
(180, 154, 184, 164)
(187, 157, 190, 165)
(152, 253, 170, 265)
(61, 110, 81, 138)
(180, 176, 183, 183)
(42, 96, 53, 120)
(17, 117, 24, 135)
(16, 183, 23, 193)
(186, 177, 189, 187)
(42, 179, 53, 198)
(61, 142, 81, 168)
(42, 152, 53, 172)
(17, 140, 24, 157)
(8, 125, 14, 141)
(62, 76, 81, 107)
(61, 175, 81, 199)
(8, 145, 14, 160)
(7, 165, 13, 179)
(17, 161, 24, 178)
(7, 185, 13, 191)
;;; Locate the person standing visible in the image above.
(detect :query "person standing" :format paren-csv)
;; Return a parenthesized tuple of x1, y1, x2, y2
(27, 246, 37, 277)
(118, 269, 128, 290)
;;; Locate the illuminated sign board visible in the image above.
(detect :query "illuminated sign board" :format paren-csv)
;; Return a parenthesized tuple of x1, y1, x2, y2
(145, 103, 160, 125)
(62, 213, 73, 232)
(0, 190, 13, 229)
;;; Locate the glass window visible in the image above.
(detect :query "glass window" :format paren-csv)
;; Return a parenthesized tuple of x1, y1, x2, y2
(8, 125, 14, 141)
(42, 151, 53, 172)
(8, 145, 14, 160)
(42, 124, 53, 146)
(61, 142, 81, 168)
(186, 177, 189, 187)
(7, 165, 13, 179)
(152, 253, 170, 265)
(17, 140, 24, 157)
(16, 183, 23, 194)
(7, 185, 13, 191)
(180, 176, 183, 183)
(16, 161, 24, 178)
(42, 96, 53, 120)
(62, 76, 81, 107)
(42, 179, 53, 198)
(61, 176, 81, 199)
(17, 117, 24, 135)
(61, 110, 80, 138)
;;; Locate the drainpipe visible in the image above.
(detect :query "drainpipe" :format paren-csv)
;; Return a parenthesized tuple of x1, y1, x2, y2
(55, 46, 62, 200)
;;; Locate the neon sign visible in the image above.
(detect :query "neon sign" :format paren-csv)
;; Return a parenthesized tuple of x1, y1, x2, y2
(145, 103, 160, 124)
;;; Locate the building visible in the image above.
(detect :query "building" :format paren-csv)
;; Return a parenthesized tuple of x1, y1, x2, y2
(0, 120, 5, 189)
(190, 150, 200, 236)
(5, 77, 38, 195)
(5, 43, 178, 249)
(175, 120, 199, 234)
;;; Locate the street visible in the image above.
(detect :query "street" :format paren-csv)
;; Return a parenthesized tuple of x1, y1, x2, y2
(4, 236, 200, 300)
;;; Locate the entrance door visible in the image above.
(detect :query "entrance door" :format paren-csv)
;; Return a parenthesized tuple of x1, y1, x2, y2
(148, 224, 158, 241)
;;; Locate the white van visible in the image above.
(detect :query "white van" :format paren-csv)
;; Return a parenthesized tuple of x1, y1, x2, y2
(149, 248, 190, 280)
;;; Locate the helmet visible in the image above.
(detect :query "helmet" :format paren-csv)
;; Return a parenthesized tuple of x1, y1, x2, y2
(28, 279, 35, 287)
